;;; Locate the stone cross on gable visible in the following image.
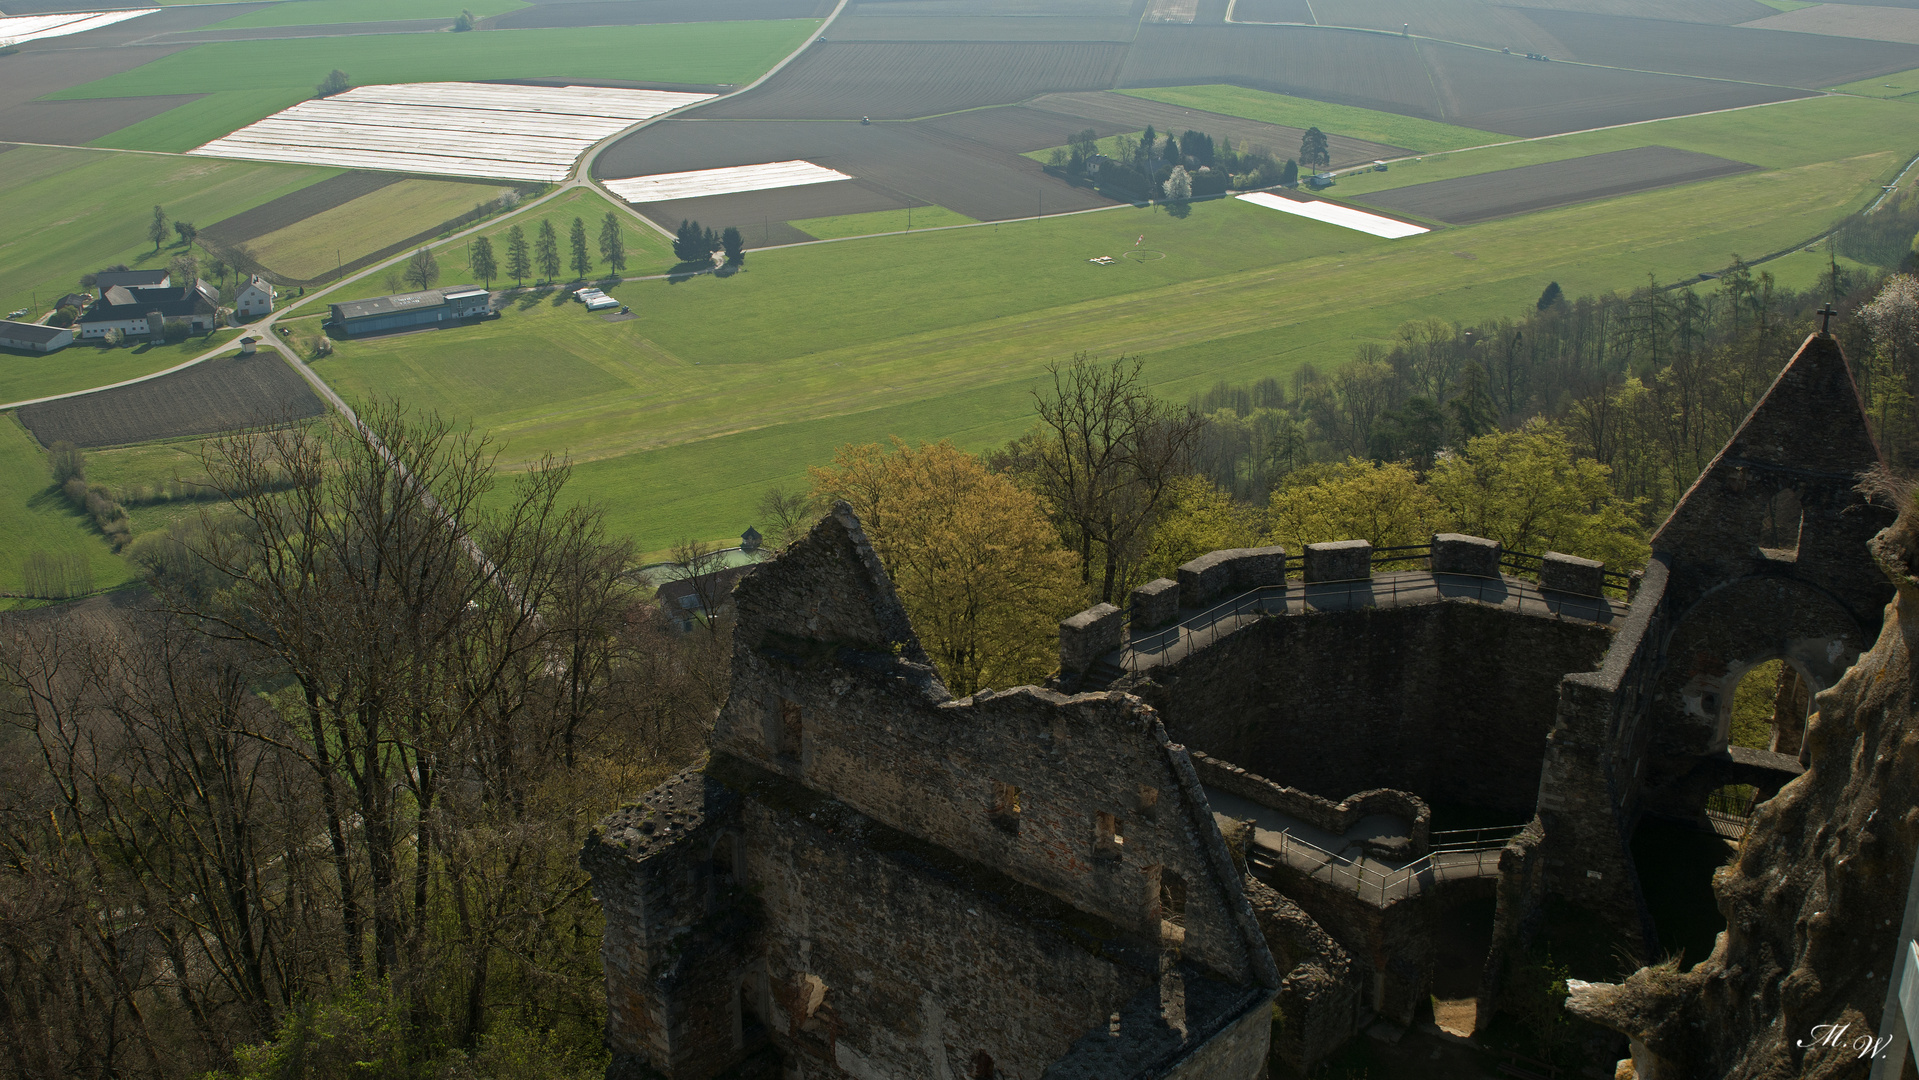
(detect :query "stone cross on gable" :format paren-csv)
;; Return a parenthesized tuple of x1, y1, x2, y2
(1818, 304, 1838, 335)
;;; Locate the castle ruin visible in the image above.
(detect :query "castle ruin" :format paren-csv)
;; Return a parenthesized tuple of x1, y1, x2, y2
(583, 330, 1892, 1078)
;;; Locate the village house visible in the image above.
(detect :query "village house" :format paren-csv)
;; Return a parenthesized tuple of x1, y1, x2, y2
(234, 274, 276, 320)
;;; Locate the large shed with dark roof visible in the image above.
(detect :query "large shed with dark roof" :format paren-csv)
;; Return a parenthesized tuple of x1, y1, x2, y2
(0, 319, 73, 354)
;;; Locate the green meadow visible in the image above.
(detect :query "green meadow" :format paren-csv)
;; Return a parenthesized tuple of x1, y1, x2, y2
(0, 335, 242, 408)
(52, 21, 824, 153)
(312, 84, 1898, 552)
(0, 415, 138, 602)
(208, 0, 530, 30)
(1117, 85, 1508, 153)
(1830, 66, 1919, 100)
(791, 206, 979, 240)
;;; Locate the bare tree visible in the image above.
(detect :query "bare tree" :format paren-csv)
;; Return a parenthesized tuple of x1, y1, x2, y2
(669, 536, 733, 634)
(1027, 354, 1204, 603)
(756, 485, 821, 551)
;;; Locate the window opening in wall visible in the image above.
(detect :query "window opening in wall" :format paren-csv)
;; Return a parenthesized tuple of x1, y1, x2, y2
(778, 698, 803, 760)
(1095, 812, 1124, 859)
(971, 1050, 996, 1079)
(1137, 785, 1159, 820)
(1728, 659, 1811, 757)
(990, 781, 1021, 833)
(1759, 486, 1803, 556)
(1159, 869, 1187, 948)
(708, 833, 738, 914)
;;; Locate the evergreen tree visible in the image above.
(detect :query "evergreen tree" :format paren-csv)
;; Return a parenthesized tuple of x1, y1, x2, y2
(504, 224, 530, 286)
(721, 226, 745, 265)
(673, 219, 707, 264)
(599, 211, 627, 274)
(1537, 281, 1564, 311)
(535, 219, 561, 281)
(469, 235, 497, 289)
(1281, 159, 1299, 187)
(568, 216, 592, 279)
(1299, 127, 1331, 168)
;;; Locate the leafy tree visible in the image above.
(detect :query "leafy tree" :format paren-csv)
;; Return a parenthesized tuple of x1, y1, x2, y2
(403, 246, 439, 291)
(1299, 126, 1331, 168)
(810, 439, 1082, 696)
(1138, 476, 1259, 582)
(50, 304, 78, 327)
(1267, 458, 1443, 555)
(568, 216, 592, 280)
(452, 7, 476, 29)
(148, 205, 168, 253)
(721, 225, 745, 265)
(1067, 148, 1084, 175)
(1163, 165, 1192, 203)
(504, 223, 530, 286)
(1069, 128, 1099, 161)
(1537, 281, 1564, 311)
(316, 68, 349, 98)
(1427, 421, 1648, 570)
(173, 220, 197, 245)
(599, 211, 627, 274)
(1179, 130, 1214, 166)
(535, 219, 561, 281)
(469, 235, 497, 289)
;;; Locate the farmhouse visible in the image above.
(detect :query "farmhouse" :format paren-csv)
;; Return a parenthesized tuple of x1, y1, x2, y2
(0, 319, 72, 353)
(233, 275, 276, 320)
(328, 285, 491, 336)
(75, 279, 220, 339)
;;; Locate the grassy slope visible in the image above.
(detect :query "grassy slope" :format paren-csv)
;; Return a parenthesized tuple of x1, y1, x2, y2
(0, 414, 136, 599)
(1830, 67, 1919, 99)
(790, 205, 978, 239)
(53, 21, 824, 153)
(290, 188, 677, 310)
(313, 94, 1910, 549)
(0, 146, 329, 346)
(1116, 85, 1507, 153)
(0, 334, 242, 407)
(250, 178, 519, 278)
(208, 0, 530, 30)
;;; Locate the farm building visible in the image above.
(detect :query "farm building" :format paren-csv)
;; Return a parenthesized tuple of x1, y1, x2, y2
(0, 319, 72, 353)
(75, 280, 220, 339)
(234, 275, 276, 320)
(92, 269, 169, 290)
(328, 286, 491, 336)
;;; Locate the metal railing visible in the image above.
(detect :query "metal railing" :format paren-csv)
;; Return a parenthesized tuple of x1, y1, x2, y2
(1260, 828, 1514, 906)
(1117, 569, 1624, 670)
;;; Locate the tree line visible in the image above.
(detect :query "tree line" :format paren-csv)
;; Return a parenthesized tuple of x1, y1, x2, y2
(0, 406, 725, 1080)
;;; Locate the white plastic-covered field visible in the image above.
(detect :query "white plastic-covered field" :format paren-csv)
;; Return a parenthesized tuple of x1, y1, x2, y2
(1236, 191, 1429, 239)
(0, 8, 155, 46)
(188, 83, 714, 182)
(602, 161, 852, 203)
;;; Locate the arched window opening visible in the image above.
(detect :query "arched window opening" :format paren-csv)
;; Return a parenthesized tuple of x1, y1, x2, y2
(971, 1050, 996, 1079)
(1728, 659, 1810, 757)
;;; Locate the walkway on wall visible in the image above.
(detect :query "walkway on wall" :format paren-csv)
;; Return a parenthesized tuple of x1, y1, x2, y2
(1111, 571, 1629, 676)
(1207, 786, 1522, 907)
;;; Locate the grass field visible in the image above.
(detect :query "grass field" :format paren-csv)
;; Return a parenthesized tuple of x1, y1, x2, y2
(791, 205, 978, 239)
(0, 146, 333, 332)
(0, 415, 137, 601)
(289, 188, 678, 311)
(0, 333, 243, 408)
(309, 82, 1898, 552)
(1831, 66, 1919, 99)
(208, 0, 531, 30)
(51, 21, 824, 153)
(250, 179, 519, 279)
(1116, 86, 1507, 154)
(1754, 0, 1818, 11)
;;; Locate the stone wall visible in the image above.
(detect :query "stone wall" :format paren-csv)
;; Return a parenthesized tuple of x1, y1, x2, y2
(1131, 602, 1613, 817)
(1189, 751, 1432, 857)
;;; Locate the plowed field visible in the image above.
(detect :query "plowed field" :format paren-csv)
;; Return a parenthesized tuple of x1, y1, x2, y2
(1032, 90, 1408, 165)
(1356, 146, 1758, 225)
(201, 171, 405, 245)
(1520, 9, 1919, 87)
(495, 0, 832, 28)
(18, 351, 324, 448)
(695, 40, 1129, 119)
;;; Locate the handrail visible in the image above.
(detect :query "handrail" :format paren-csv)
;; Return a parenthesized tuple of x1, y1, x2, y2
(1266, 828, 1509, 904)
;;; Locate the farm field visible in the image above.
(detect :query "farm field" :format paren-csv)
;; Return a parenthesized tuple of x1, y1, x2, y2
(320, 112, 1885, 552)
(494, 0, 834, 29)
(48, 20, 823, 153)
(0, 333, 244, 408)
(1744, 3, 1919, 44)
(1114, 85, 1506, 152)
(1025, 91, 1411, 165)
(1831, 65, 1919, 98)
(245, 178, 521, 278)
(0, 415, 135, 602)
(207, 0, 531, 29)
(1517, 8, 1919, 86)
(790, 205, 977, 239)
(0, 146, 335, 326)
(1356, 146, 1758, 225)
(17, 350, 325, 448)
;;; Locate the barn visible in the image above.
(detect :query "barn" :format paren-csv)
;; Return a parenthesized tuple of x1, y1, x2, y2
(328, 286, 492, 336)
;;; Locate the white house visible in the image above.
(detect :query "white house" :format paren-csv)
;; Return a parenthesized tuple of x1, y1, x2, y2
(234, 275, 276, 320)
